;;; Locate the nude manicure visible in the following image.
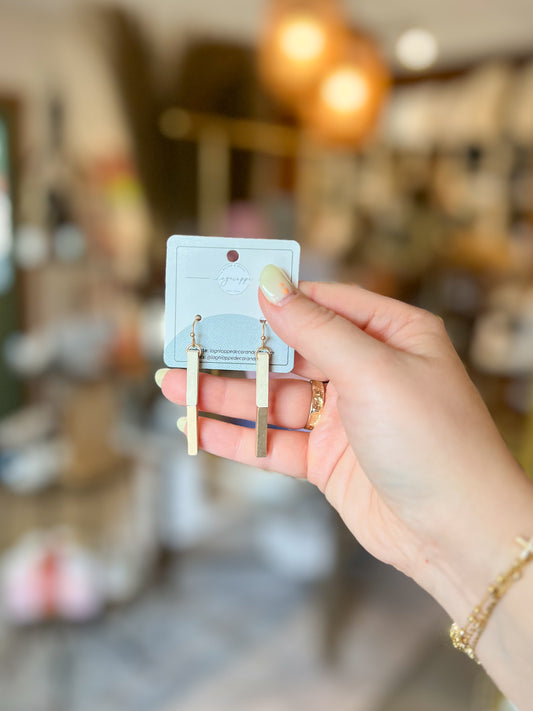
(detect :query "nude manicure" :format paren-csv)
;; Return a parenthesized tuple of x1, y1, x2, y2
(155, 368, 170, 387)
(259, 265, 296, 305)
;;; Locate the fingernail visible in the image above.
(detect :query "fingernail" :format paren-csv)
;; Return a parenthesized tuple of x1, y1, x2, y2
(259, 265, 296, 305)
(155, 368, 170, 387)
(177, 417, 187, 434)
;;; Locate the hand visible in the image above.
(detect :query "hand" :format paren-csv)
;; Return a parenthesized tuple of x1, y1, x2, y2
(158, 268, 533, 624)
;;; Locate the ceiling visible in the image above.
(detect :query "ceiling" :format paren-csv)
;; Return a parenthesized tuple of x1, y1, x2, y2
(1, 0, 532, 71)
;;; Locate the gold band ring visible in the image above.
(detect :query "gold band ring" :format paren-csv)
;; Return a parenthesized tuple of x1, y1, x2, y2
(305, 380, 326, 430)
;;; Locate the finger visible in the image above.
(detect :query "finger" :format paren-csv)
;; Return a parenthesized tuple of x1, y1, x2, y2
(180, 416, 309, 478)
(298, 281, 428, 346)
(293, 352, 328, 381)
(258, 267, 387, 383)
(161, 370, 315, 429)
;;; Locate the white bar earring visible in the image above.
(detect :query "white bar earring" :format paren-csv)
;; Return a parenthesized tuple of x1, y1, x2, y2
(186, 314, 202, 456)
(255, 319, 271, 458)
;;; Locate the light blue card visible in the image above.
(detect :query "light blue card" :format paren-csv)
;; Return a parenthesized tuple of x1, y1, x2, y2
(164, 235, 300, 372)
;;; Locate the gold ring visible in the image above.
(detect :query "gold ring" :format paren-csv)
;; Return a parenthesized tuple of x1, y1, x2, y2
(305, 381, 326, 430)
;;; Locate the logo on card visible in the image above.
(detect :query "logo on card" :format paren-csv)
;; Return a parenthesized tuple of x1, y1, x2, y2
(217, 263, 250, 295)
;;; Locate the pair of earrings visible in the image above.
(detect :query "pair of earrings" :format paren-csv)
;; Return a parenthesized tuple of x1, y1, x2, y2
(185, 315, 272, 458)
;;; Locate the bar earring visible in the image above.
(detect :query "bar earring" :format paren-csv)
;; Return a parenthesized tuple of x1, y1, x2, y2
(186, 314, 202, 456)
(255, 319, 271, 458)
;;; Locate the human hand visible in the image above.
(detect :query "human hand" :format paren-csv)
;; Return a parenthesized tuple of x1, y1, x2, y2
(158, 266, 533, 624)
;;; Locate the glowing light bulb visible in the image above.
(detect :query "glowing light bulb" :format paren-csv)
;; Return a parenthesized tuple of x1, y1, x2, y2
(396, 28, 438, 71)
(278, 14, 326, 63)
(320, 66, 369, 114)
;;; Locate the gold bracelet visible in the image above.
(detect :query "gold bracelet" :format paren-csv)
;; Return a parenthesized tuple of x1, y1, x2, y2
(450, 535, 533, 663)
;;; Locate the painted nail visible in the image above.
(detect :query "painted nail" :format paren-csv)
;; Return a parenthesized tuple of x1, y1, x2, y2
(259, 265, 296, 305)
(155, 368, 170, 387)
(177, 417, 187, 434)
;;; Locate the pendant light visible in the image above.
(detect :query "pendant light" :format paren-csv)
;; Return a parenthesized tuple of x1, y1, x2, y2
(258, 0, 345, 108)
(258, 1, 390, 147)
(302, 30, 390, 146)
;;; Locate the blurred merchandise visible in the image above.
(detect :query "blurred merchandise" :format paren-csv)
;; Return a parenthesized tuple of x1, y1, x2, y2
(0, 528, 104, 623)
(4, 317, 114, 379)
(158, 448, 214, 550)
(60, 381, 126, 487)
(138, 297, 165, 361)
(254, 504, 334, 582)
(0, 439, 69, 494)
(13, 224, 50, 270)
(76, 155, 151, 285)
(471, 284, 533, 375)
(0, 460, 158, 611)
(0, 404, 56, 451)
(53, 223, 86, 263)
(0, 100, 22, 420)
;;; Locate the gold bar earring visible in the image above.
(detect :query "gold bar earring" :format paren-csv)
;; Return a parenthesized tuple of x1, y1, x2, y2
(186, 314, 202, 456)
(255, 319, 271, 458)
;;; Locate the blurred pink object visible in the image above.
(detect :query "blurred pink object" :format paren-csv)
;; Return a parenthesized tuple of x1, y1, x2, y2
(0, 530, 104, 624)
(220, 202, 271, 239)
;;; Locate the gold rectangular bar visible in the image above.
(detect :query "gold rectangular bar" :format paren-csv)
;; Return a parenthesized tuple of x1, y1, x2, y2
(255, 349, 270, 457)
(255, 406, 268, 458)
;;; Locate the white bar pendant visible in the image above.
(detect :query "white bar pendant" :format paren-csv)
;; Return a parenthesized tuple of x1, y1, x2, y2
(255, 349, 270, 457)
(186, 347, 200, 456)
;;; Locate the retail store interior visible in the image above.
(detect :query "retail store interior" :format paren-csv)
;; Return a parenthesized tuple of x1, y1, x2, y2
(0, 0, 532, 709)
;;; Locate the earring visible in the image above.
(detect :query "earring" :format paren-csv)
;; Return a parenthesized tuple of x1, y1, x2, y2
(255, 319, 271, 458)
(186, 314, 202, 456)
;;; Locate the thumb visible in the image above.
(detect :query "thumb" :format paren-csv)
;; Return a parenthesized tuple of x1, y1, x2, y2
(258, 265, 385, 381)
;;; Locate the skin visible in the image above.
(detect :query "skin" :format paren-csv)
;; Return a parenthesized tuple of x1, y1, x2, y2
(160, 280, 533, 708)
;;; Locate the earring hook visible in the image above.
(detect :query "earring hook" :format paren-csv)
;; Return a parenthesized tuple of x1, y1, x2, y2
(256, 319, 271, 357)
(189, 314, 202, 350)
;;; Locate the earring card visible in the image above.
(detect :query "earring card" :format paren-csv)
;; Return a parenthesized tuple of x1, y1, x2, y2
(164, 235, 300, 373)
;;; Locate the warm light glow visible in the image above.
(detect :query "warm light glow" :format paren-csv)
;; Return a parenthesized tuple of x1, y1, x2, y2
(259, 3, 390, 145)
(396, 28, 438, 71)
(320, 66, 369, 114)
(258, 1, 346, 106)
(277, 14, 326, 63)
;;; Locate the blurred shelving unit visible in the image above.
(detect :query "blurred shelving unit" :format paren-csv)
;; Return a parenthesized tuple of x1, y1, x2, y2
(0, 93, 160, 625)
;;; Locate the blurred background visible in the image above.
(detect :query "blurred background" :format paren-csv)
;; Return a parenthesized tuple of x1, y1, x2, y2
(0, 0, 531, 709)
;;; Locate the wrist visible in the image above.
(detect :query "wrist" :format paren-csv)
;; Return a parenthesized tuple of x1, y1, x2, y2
(477, 549, 533, 708)
(414, 461, 533, 708)
(414, 464, 533, 626)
